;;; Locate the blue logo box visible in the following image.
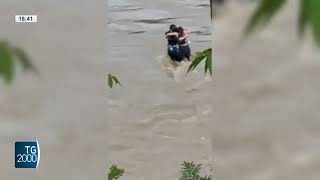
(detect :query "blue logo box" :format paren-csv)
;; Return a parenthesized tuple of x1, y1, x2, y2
(15, 140, 40, 168)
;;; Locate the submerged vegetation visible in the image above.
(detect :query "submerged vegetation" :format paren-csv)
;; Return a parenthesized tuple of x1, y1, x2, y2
(107, 162, 211, 180)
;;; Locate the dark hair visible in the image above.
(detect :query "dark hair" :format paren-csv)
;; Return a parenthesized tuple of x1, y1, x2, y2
(177, 27, 184, 36)
(166, 24, 178, 35)
(172, 27, 178, 32)
(169, 24, 177, 31)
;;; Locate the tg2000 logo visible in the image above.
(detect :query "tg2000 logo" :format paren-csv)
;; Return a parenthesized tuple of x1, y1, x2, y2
(15, 139, 40, 168)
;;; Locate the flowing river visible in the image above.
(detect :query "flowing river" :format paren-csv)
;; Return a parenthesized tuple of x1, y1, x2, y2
(108, 0, 212, 179)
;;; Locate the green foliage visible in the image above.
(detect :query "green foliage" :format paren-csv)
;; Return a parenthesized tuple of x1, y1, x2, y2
(12, 47, 39, 75)
(191, 0, 320, 76)
(180, 162, 202, 180)
(180, 162, 211, 180)
(0, 41, 15, 84)
(107, 73, 122, 88)
(244, 0, 287, 35)
(108, 165, 125, 180)
(187, 0, 213, 76)
(187, 48, 212, 76)
(200, 176, 211, 180)
(0, 40, 38, 84)
(307, 0, 320, 45)
(298, 0, 309, 36)
(245, 0, 320, 46)
(107, 162, 211, 180)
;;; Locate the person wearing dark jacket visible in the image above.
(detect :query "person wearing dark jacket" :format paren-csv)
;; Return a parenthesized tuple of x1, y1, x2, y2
(165, 24, 183, 62)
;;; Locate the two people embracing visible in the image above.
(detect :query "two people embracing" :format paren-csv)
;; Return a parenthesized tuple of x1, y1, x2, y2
(165, 24, 191, 62)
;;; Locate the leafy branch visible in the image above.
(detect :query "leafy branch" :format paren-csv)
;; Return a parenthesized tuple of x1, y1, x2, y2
(108, 165, 125, 180)
(245, 0, 320, 46)
(107, 162, 211, 180)
(187, 0, 213, 76)
(0, 40, 38, 84)
(107, 73, 122, 88)
(186, 48, 212, 76)
(180, 162, 211, 180)
(189, 0, 320, 76)
(244, 0, 287, 36)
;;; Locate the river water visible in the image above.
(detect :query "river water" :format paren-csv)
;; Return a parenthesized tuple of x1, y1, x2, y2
(107, 0, 212, 179)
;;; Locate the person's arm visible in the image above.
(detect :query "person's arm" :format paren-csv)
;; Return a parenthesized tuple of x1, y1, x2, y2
(184, 30, 191, 34)
(166, 32, 178, 36)
(179, 34, 189, 41)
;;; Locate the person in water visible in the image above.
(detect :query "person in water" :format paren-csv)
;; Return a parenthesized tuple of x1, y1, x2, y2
(165, 24, 191, 62)
(165, 24, 183, 62)
(177, 26, 191, 61)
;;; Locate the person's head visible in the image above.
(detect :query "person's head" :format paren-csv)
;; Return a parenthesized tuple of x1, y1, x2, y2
(169, 24, 177, 31)
(177, 26, 184, 36)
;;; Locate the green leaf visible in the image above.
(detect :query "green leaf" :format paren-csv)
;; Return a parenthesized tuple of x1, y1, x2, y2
(298, 0, 310, 37)
(12, 47, 39, 74)
(107, 74, 121, 88)
(108, 165, 124, 180)
(309, 0, 320, 46)
(187, 48, 213, 76)
(0, 41, 15, 84)
(204, 48, 212, 76)
(244, 0, 287, 36)
(187, 52, 206, 74)
(245, 0, 320, 47)
(112, 76, 122, 86)
(108, 74, 113, 88)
